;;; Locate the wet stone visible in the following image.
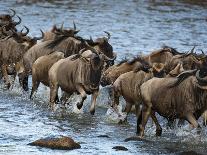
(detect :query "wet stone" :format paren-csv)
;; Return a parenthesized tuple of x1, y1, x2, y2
(97, 135, 110, 138)
(28, 136, 81, 150)
(179, 150, 204, 155)
(124, 136, 150, 142)
(112, 146, 128, 151)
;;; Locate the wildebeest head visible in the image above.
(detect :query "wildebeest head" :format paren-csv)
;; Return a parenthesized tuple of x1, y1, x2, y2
(76, 43, 115, 89)
(0, 9, 16, 22)
(195, 64, 207, 88)
(43, 21, 79, 41)
(165, 47, 205, 73)
(151, 62, 165, 78)
(89, 32, 115, 68)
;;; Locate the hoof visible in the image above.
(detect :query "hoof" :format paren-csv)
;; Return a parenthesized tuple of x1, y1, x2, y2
(90, 109, 95, 115)
(76, 102, 83, 110)
(156, 129, 162, 136)
(23, 86, 29, 91)
(4, 83, 11, 89)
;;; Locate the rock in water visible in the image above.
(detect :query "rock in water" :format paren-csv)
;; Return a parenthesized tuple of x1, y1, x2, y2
(28, 136, 81, 150)
(112, 146, 128, 151)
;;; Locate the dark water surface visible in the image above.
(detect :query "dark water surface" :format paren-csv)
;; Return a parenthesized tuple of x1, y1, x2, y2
(0, 0, 207, 154)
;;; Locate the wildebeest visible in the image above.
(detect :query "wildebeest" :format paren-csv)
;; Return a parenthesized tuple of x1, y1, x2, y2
(112, 63, 184, 117)
(112, 62, 164, 115)
(0, 28, 43, 88)
(30, 51, 65, 99)
(165, 47, 205, 73)
(101, 46, 182, 87)
(42, 22, 79, 42)
(101, 56, 150, 86)
(138, 65, 207, 137)
(20, 30, 116, 91)
(0, 9, 21, 32)
(48, 45, 115, 114)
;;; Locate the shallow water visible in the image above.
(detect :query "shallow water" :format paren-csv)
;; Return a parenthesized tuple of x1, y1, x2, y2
(0, 0, 207, 154)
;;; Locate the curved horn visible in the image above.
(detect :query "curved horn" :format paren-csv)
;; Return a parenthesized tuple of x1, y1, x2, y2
(84, 41, 98, 54)
(21, 25, 29, 36)
(9, 9, 16, 17)
(196, 70, 207, 84)
(33, 29, 44, 40)
(189, 46, 196, 54)
(14, 15, 21, 26)
(103, 52, 117, 61)
(201, 49, 205, 55)
(79, 48, 86, 55)
(73, 21, 76, 30)
(176, 69, 197, 79)
(104, 31, 111, 40)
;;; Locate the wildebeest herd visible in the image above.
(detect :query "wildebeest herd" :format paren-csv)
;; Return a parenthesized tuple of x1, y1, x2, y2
(0, 9, 207, 138)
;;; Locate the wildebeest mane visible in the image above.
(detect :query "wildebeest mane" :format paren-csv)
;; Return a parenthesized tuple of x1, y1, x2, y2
(162, 46, 182, 55)
(45, 35, 69, 49)
(128, 55, 149, 66)
(116, 58, 128, 66)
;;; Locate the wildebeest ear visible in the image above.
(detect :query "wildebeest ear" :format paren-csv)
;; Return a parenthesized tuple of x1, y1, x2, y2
(51, 25, 57, 32)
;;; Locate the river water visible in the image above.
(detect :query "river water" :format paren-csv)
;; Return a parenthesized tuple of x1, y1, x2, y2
(0, 0, 207, 155)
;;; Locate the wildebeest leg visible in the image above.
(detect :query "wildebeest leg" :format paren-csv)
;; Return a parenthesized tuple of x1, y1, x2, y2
(49, 82, 59, 110)
(151, 110, 162, 136)
(123, 102, 133, 114)
(90, 90, 99, 115)
(185, 113, 199, 128)
(112, 89, 120, 113)
(122, 102, 133, 122)
(30, 76, 40, 99)
(139, 102, 152, 137)
(177, 119, 185, 127)
(76, 85, 87, 110)
(167, 118, 176, 129)
(60, 91, 71, 106)
(136, 104, 142, 134)
(2, 64, 10, 89)
(202, 111, 207, 126)
(10, 72, 16, 90)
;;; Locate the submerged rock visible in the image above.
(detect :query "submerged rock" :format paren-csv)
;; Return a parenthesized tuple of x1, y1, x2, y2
(179, 150, 204, 155)
(124, 136, 150, 142)
(97, 135, 110, 138)
(112, 146, 128, 151)
(28, 136, 81, 150)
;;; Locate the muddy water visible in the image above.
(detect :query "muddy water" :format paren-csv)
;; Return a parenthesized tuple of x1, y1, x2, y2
(0, 0, 207, 154)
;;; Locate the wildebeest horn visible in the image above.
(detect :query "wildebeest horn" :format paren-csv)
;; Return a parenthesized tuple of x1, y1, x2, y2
(84, 41, 98, 54)
(169, 69, 197, 87)
(9, 9, 16, 17)
(21, 26, 29, 36)
(60, 22, 64, 30)
(176, 69, 197, 79)
(14, 15, 21, 26)
(103, 52, 117, 61)
(79, 48, 86, 55)
(196, 70, 207, 84)
(189, 46, 196, 54)
(74, 30, 80, 34)
(201, 49, 205, 55)
(90, 36, 93, 42)
(33, 29, 44, 40)
(73, 21, 76, 30)
(104, 31, 111, 40)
